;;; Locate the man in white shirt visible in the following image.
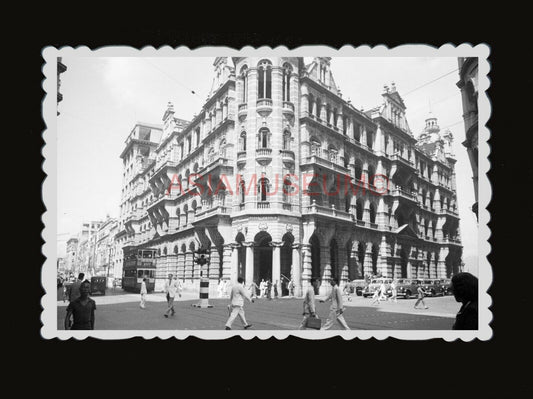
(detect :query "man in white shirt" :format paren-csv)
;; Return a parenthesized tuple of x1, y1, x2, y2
(140, 277, 147, 309)
(320, 278, 351, 330)
(299, 278, 319, 329)
(225, 277, 254, 330)
(164, 274, 179, 318)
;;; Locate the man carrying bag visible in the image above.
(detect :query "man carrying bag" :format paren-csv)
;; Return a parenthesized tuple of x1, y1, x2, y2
(320, 278, 351, 330)
(299, 278, 321, 330)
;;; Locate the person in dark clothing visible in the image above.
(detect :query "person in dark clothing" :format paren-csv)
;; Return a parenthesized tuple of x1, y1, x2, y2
(266, 280, 272, 300)
(451, 272, 478, 330)
(64, 280, 96, 330)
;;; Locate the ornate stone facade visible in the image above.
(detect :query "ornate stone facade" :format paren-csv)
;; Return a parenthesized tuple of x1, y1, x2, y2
(115, 57, 463, 297)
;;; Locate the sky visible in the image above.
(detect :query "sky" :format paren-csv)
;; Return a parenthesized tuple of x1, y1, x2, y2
(56, 55, 478, 275)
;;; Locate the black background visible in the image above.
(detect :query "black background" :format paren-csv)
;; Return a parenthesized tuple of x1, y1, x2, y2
(19, 23, 530, 397)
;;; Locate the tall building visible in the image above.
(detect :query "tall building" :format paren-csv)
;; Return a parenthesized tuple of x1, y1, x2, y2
(66, 221, 102, 277)
(116, 57, 463, 296)
(95, 216, 118, 278)
(457, 57, 478, 220)
(66, 237, 78, 274)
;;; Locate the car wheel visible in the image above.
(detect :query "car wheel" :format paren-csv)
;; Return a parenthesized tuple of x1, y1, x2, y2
(431, 289, 435, 297)
(405, 290, 412, 298)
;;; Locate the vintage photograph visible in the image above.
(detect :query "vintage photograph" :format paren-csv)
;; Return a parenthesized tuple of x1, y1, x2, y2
(42, 45, 490, 339)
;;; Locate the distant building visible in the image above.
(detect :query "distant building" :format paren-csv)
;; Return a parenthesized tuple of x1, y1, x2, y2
(457, 57, 478, 220)
(66, 221, 102, 277)
(57, 57, 67, 115)
(57, 257, 67, 274)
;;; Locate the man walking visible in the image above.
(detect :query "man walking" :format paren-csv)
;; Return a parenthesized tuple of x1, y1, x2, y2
(225, 277, 254, 330)
(64, 280, 96, 330)
(140, 277, 147, 309)
(67, 273, 85, 303)
(414, 281, 429, 309)
(389, 279, 398, 303)
(320, 278, 351, 330)
(299, 278, 319, 329)
(164, 274, 179, 318)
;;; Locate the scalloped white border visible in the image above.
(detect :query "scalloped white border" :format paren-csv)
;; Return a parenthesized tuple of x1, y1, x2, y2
(41, 44, 491, 341)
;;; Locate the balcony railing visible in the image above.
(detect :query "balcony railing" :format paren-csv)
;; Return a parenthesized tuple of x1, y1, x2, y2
(280, 149, 295, 161)
(257, 201, 270, 209)
(256, 148, 273, 160)
(390, 153, 414, 168)
(238, 103, 247, 116)
(256, 98, 273, 113)
(237, 151, 247, 161)
(282, 101, 295, 115)
(391, 188, 417, 201)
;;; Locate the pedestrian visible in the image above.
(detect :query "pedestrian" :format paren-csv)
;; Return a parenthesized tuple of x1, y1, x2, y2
(249, 281, 259, 299)
(371, 286, 382, 305)
(451, 272, 478, 330)
(64, 280, 96, 330)
(218, 279, 224, 298)
(320, 278, 350, 330)
(299, 278, 319, 329)
(342, 282, 353, 302)
(259, 279, 266, 298)
(378, 281, 388, 302)
(67, 273, 85, 303)
(225, 277, 254, 330)
(140, 277, 147, 309)
(273, 280, 279, 299)
(288, 279, 295, 297)
(414, 281, 429, 309)
(266, 280, 272, 300)
(389, 279, 398, 303)
(164, 273, 179, 318)
(176, 277, 183, 298)
(223, 279, 229, 297)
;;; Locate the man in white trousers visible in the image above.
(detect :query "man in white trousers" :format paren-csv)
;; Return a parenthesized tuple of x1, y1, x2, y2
(320, 278, 351, 330)
(140, 277, 147, 309)
(225, 277, 254, 330)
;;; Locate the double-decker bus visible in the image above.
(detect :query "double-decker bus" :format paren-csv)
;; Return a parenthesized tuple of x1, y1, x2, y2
(122, 247, 157, 293)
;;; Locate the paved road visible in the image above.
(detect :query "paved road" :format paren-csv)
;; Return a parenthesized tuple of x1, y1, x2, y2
(57, 293, 459, 330)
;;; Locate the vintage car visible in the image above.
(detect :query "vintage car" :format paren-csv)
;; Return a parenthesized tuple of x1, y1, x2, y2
(346, 279, 367, 296)
(440, 278, 452, 295)
(393, 279, 420, 298)
(362, 278, 393, 298)
(420, 279, 444, 296)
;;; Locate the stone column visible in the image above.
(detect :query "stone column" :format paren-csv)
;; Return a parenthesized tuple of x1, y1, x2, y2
(292, 244, 302, 297)
(437, 247, 449, 278)
(301, 244, 312, 294)
(364, 242, 374, 277)
(184, 251, 193, 285)
(208, 246, 220, 295)
(378, 237, 391, 277)
(244, 242, 254, 286)
(177, 253, 185, 281)
(272, 242, 282, 295)
(222, 244, 233, 282)
(319, 245, 331, 296)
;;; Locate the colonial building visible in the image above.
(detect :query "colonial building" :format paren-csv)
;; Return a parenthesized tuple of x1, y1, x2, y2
(457, 57, 478, 220)
(94, 216, 118, 278)
(116, 57, 463, 297)
(65, 221, 102, 277)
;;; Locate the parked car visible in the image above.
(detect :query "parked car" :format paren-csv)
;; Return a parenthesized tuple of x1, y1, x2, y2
(362, 278, 393, 298)
(393, 279, 420, 298)
(347, 279, 367, 296)
(440, 278, 452, 295)
(420, 279, 444, 297)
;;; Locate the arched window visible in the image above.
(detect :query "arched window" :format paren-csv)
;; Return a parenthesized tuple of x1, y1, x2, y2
(219, 138, 227, 158)
(282, 177, 292, 203)
(240, 65, 248, 103)
(239, 131, 247, 151)
(328, 145, 338, 163)
(283, 130, 291, 150)
(356, 199, 364, 221)
(333, 108, 338, 127)
(239, 179, 246, 204)
(258, 177, 270, 202)
(326, 104, 332, 124)
(369, 203, 377, 224)
(368, 164, 376, 187)
(308, 93, 314, 115)
(316, 98, 322, 120)
(257, 60, 272, 99)
(282, 63, 292, 102)
(207, 147, 215, 163)
(258, 128, 270, 149)
(310, 137, 321, 156)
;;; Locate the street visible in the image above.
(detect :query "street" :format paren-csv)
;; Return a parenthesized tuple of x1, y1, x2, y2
(57, 290, 460, 330)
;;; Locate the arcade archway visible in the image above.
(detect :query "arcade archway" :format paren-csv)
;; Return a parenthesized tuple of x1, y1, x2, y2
(254, 231, 272, 283)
